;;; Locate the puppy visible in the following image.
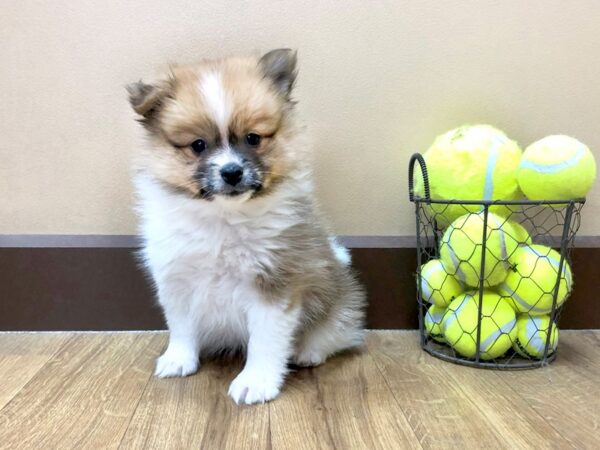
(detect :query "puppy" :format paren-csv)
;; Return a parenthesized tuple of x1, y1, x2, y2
(127, 49, 366, 404)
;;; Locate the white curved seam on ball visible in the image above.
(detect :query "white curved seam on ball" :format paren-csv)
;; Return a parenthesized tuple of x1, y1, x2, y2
(426, 310, 445, 324)
(442, 296, 469, 335)
(420, 263, 438, 301)
(421, 279, 433, 302)
(522, 246, 572, 291)
(519, 145, 586, 174)
(489, 213, 509, 271)
(499, 282, 549, 314)
(444, 225, 468, 283)
(483, 137, 503, 200)
(531, 336, 547, 355)
(479, 318, 516, 354)
(449, 249, 467, 283)
(525, 317, 554, 355)
(525, 316, 541, 353)
(447, 245, 468, 284)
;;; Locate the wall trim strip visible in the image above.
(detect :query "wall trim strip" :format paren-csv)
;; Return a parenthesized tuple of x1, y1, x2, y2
(0, 246, 598, 330)
(2, 234, 600, 248)
(0, 234, 141, 248)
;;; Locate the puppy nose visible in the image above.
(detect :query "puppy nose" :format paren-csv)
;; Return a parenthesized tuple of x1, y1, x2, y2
(220, 163, 244, 186)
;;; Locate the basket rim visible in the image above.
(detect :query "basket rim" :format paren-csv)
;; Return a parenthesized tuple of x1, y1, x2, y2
(408, 152, 587, 206)
(410, 196, 586, 206)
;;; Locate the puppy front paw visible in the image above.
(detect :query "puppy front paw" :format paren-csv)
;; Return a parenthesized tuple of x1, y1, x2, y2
(154, 348, 199, 378)
(228, 369, 281, 405)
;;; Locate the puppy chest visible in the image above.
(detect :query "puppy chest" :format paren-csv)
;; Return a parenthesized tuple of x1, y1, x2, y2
(194, 279, 250, 345)
(215, 240, 275, 275)
(146, 211, 285, 285)
(190, 222, 279, 276)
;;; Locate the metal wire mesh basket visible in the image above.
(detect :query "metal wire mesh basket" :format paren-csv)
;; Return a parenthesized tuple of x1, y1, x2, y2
(409, 153, 584, 369)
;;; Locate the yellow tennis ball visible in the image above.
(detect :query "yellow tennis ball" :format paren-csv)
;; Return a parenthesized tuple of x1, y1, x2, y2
(424, 304, 447, 343)
(415, 124, 523, 226)
(512, 314, 559, 359)
(419, 259, 463, 307)
(498, 244, 573, 315)
(440, 212, 518, 288)
(519, 135, 596, 200)
(502, 220, 532, 261)
(506, 220, 532, 246)
(442, 291, 517, 360)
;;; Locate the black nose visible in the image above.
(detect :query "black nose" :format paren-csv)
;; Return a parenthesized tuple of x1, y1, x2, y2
(220, 163, 244, 186)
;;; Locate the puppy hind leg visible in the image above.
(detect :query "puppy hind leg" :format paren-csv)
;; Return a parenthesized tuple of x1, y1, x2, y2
(294, 307, 365, 367)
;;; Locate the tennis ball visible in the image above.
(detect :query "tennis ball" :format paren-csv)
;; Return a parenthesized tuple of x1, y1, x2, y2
(519, 135, 596, 200)
(512, 314, 559, 359)
(419, 259, 463, 307)
(415, 125, 523, 226)
(498, 244, 573, 315)
(506, 220, 532, 246)
(502, 220, 532, 257)
(442, 291, 517, 360)
(440, 212, 518, 288)
(424, 304, 446, 343)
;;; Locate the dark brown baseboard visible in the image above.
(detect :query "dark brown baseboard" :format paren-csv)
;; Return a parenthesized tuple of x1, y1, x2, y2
(0, 245, 598, 331)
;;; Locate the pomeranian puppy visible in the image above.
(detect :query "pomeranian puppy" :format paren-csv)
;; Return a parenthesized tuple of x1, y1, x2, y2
(127, 49, 365, 404)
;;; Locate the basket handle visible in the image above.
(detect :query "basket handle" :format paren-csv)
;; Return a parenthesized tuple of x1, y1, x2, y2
(408, 153, 431, 202)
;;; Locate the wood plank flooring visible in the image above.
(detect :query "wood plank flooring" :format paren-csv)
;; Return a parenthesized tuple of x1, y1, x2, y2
(0, 331, 598, 449)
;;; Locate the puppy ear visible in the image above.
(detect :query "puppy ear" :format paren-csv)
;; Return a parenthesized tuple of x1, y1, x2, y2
(259, 48, 298, 98)
(126, 80, 170, 117)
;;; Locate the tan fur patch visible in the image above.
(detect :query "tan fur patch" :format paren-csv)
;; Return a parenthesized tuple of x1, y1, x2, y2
(134, 55, 302, 197)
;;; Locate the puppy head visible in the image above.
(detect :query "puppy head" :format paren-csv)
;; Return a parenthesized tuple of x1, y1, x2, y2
(128, 49, 300, 202)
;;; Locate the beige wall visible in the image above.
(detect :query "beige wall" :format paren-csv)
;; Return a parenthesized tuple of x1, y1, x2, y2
(2, 1, 600, 236)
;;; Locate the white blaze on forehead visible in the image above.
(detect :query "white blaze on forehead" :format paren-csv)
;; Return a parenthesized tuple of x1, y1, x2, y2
(199, 71, 230, 135)
(210, 147, 243, 168)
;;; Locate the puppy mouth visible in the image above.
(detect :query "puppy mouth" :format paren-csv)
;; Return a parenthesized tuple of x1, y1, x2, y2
(198, 188, 212, 200)
(198, 182, 262, 200)
(224, 190, 245, 197)
(221, 182, 263, 198)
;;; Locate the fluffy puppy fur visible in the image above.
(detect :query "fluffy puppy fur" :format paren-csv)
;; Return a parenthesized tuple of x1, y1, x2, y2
(128, 49, 365, 405)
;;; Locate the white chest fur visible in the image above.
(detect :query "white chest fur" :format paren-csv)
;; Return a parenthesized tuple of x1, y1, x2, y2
(134, 174, 309, 351)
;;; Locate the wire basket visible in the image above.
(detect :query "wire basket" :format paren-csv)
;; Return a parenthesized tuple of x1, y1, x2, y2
(409, 153, 584, 369)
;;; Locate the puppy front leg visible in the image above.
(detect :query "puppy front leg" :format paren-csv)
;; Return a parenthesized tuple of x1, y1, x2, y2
(155, 289, 201, 378)
(228, 298, 300, 405)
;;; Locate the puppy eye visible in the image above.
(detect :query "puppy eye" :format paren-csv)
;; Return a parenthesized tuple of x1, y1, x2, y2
(190, 139, 207, 154)
(245, 133, 262, 147)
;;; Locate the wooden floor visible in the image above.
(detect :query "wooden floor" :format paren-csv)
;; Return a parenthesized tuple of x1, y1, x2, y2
(0, 331, 598, 449)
